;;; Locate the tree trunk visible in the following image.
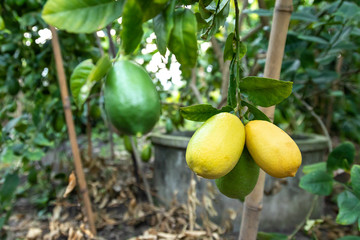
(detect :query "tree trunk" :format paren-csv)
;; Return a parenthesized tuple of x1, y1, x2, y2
(238, 1, 293, 239)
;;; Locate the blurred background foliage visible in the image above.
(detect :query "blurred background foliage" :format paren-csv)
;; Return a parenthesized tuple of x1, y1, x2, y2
(0, 0, 359, 235)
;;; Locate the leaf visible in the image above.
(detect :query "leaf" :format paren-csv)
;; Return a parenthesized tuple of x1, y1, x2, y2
(168, 8, 198, 68)
(239, 77, 293, 107)
(327, 142, 355, 172)
(138, 0, 168, 22)
(180, 104, 233, 122)
(238, 41, 247, 60)
(0, 172, 19, 204)
(87, 55, 112, 82)
(297, 35, 328, 45)
(63, 172, 76, 198)
(241, 101, 271, 122)
(42, 0, 124, 33)
(338, 237, 360, 240)
(24, 148, 46, 161)
(302, 162, 327, 174)
(0, 16, 5, 30)
(223, 32, 235, 61)
(257, 232, 287, 240)
(34, 133, 54, 147)
(121, 0, 144, 55)
(227, 60, 237, 108)
(70, 59, 95, 108)
(336, 191, 360, 229)
(243, 8, 273, 17)
(351, 165, 360, 198)
(153, 0, 175, 56)
(299, 170, 333, 196)
(291, 12, 318, 22)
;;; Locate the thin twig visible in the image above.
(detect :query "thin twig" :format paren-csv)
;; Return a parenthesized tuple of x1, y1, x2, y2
(130, 137, 154, 205)
(86, 100, 92, 161)
(106, 24, 116, 58)
(293, 92, 332, 152)
(288, 196, 319, 239)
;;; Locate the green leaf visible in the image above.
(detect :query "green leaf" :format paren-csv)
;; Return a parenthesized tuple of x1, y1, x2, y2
(297, 35, 328, 45)
(351, 165, 360, 198)
(241, 101, 271, 122)
(0, 172, 19, 204)
(336, 191, 360, 229)
(34, 133, 54, 147)
(180, 104, 233, 122)
(168, 8, 198, 68)
(291, 12, 318, 22)
(153, 0, 175, 56)
(24, 148, 45, 161)
(239, 77, 293, 107)
(42, 0, 124, 33)
(87, 55, 112, 82)
(243, 9, 273, 17)
(223, 33, 235, 61)
(302, 162, 327, 174)
(121, 0, 144, 55)
(238, 41, 247, 60)
(327, 142, 355, 172)
(257, 232, 287, 240)
(334, 1, 360, 20)
(299, 170, 333, 196)
(138, 0, 168, 22)
(227, 60, 237, 108)
(338, 237, 360, 240)
(0, 16, 5, 30)
(70, 59, 95, 108)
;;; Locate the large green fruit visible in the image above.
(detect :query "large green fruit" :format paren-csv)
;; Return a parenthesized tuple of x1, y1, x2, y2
(215, 148, 259, 201)
(104, 60, 161, 135)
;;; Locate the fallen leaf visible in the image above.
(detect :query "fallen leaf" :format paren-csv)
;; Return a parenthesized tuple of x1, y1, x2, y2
(26, 227, 42, 239)
(63, 172, 76, 198)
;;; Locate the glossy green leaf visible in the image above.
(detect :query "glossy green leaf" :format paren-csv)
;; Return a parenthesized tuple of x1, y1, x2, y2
(238, 41, 247, 60)
(70, 59, 94, 108)
(34, 133, 54, 147)
(327, 142, 355, 172)
(302, 162, 327, 174)
(338, 236, 360, 240)
(299, 170, 333, 196)
(336, 191, 360, 229)
(121, 0, 144, 55)
(239, 77, 293, 107)
(298, 35, 328, 45)
(180, 104, 233, 122)
(201, 0, 230, 40)
(291, 12, 318, 22)
(168, 9, 198, 68)
(351, 165, 360, 198)
(153, 0, 175, 56)
(334, 1, 360, 20)
(223, 33, 235, 61)
(0, 16, 5, 30)
(243, 9, 273, 17)
(0, 172, 19, 203)
(87, 55, 112, 82)
(138, 0, 168, 22)
(42, 0, 124, 33)
(241, 101, 271, 122)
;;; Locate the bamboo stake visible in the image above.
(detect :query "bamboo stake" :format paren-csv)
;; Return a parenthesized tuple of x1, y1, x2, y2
(50, 26, 97, 235)
(238, 1, 293, 239)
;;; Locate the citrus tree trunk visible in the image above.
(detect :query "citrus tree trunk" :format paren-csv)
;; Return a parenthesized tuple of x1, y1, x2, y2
(238, 0, 293, 239)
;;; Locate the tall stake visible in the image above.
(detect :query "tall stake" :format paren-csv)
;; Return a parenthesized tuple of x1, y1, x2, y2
(50, 26, 97, 235)
(238, 0, 293, 239)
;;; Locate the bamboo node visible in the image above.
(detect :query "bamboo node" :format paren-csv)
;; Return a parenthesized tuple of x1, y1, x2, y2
(246, 203, 263, 212)
(275, 4, 293, 13)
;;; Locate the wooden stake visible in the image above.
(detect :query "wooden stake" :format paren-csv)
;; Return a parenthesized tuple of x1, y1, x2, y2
(238, 1, 293, 239)
(50, 26, 97, 235)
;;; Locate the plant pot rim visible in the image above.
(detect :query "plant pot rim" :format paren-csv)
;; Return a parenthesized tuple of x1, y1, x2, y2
(150, 131, 329, 152)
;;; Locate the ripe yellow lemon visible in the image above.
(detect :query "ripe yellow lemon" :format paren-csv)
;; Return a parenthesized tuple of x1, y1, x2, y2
(186, 112, 245, 179)
(245, 120, 302, 178)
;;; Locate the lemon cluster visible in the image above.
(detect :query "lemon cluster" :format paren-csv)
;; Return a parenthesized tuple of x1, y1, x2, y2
(186, 112, 302, 180)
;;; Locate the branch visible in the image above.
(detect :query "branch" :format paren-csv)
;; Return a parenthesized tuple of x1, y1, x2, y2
(106, 24, 116, 58)
(190, 68, 203, 104)
(293, 92, 332, 152)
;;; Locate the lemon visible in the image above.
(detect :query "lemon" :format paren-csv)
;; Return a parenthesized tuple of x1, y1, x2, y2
(245, 120, 302, 178)
(186, 112, 245, 179)
(215, 148, 259, 201)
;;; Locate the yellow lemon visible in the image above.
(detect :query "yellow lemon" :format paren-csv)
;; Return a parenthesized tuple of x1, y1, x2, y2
(186, 112, 245, 179)
(245, 120, 302, 178)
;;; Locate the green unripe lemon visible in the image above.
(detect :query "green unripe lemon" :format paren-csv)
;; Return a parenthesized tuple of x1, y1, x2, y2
(245, 120, 302, 178)
(123, 135, 137, 153)
(186, 112, 245, 179)
(215, 148, 259, 201)
(104, 60, 161, 135)
(141, 144, 152, 162)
